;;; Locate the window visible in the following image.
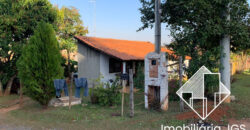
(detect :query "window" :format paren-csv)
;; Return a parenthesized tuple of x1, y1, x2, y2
(109, 58, 122, 73)
(151, 60, 157, 65)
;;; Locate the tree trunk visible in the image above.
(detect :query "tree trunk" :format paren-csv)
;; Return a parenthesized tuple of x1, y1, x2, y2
(220, 4, 231, 101)
(129, 69, 134, 117)
(4, 74, 16, 96)
(67, 50, 71, 78)
(0, 80, 3, 96)
(179, 56, 184, 112)
(220, 35, 231, 103)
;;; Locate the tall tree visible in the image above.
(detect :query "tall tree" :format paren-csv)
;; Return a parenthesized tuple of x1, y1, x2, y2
(220, 3, 231, 94)
(0, 0, 57, 96)
(17, 22, 63, 107)
(139, 0, 250, 90)
(56, 6, 88, 77)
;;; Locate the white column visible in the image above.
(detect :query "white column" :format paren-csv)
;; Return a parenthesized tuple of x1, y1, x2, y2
(123, 62, 126, 74)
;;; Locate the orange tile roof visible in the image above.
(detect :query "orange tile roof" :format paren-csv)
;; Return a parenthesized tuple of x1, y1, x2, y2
(75, 36, 191, 61)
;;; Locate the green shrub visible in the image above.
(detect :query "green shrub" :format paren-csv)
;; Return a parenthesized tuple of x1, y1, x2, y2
(134, 63, 144, 90)
(204, 74, 219, 99)
(168, 80, 179, 101)
(17, 22, 63, 107)
(169, 79, 187, 101)
(90, 77, 122, 106)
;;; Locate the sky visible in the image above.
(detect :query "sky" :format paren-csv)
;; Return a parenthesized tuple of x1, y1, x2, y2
(50, 0, 250, 45)
(50, 0, 171, 45)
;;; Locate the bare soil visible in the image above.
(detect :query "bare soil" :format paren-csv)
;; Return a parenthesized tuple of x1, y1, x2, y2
(176, 104, 229, 123)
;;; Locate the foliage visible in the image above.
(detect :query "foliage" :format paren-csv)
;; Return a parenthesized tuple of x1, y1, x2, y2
(90, 76, 122, 106)
(134, 63, 144, 90)
(231, 51, 250, 73)
(243, 69, 250, 75)
(138, 0, 250, 77)
(204, 74, 220, 99)
(61, 57, 78, 77)
(168, 79, 187, 101)
(55, 6, 88, 76)
(17, 22, 63, 106)
(0, 0, 57, 90)
(56, 6, 88, 52)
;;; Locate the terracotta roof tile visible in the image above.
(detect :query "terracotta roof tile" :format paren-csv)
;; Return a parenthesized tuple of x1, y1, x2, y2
(75, 36, 191, 61)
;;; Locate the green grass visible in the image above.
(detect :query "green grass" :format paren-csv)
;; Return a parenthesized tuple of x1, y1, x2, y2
(1, 73, 249, 129)
(6, 92, 186, 130)
(229, 73, 250, 119)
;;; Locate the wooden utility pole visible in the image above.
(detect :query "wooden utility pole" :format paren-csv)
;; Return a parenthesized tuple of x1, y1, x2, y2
(121, 62, 126, 116)
(155, 0, 161, 54)
(179, 56, 184, 111)
(129, 69, 134, 117)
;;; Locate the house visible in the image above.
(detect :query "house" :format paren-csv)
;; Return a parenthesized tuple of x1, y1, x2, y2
(75, 36, 191, 87)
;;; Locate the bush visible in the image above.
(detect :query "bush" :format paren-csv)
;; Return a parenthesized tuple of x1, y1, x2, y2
(204, 74, 219, 100)
(168, 80, 180, 101)
(90, 77, 122, 106)
(17, 22, 63, 107)
(169, 79, 187, 101)
(134, 63, 144, 90)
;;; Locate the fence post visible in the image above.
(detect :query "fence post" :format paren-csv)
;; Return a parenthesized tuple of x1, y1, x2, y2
(179, 56, 184, 112)
(129, 69, 134, 117)
(69, 73, 73, 110)
(121, 62, 126, 116)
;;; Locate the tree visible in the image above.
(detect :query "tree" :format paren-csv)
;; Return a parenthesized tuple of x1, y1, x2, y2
(17, 22, 63, 107)
(0, 0, 57, 96)
(56, 6, 88, 110)
(56, 6, 88, 77)
(138, 0, 250, 84)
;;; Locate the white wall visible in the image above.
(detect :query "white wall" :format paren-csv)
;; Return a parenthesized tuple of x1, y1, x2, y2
(100, 53, 118, 83)
(77, 42, 100, 87)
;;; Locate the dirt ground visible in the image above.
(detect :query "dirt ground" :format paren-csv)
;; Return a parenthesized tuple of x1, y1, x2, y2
(176, 102, 229, 123)
(0, 97, 34, 130)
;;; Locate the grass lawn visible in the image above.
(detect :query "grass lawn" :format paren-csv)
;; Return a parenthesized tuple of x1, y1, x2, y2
(4, 93, 187, 130)
(0, 73, 249, 129)
(228, 72, 250, 119)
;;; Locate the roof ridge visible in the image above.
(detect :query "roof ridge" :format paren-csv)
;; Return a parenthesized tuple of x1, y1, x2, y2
(77, 36, 152, 44)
